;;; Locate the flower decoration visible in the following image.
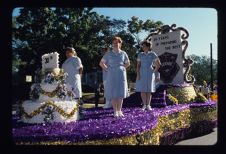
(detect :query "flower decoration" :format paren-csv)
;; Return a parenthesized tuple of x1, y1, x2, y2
(43, 69, 68, 84)
(167, 85, 197, 103)
(166, 94, 178, 105)
(30, 84, 41, 100)
(43, 73, 55, 84)
(195, 93, 208, 103)
(52, 68, 61, 76)
(42, 70, 67, 84)
(32, 68, 74, 100)
(210, 93, 217, 102)
(20, 101, 79, 119)
(13, 101, 217, 145)
(56, 84, 67, 99)
(42, 106, 55, 123)
(56, 72, 68, 84)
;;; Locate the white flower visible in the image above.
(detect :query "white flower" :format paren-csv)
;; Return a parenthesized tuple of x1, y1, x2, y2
(53, 68, 61, 76)
(40, 82, 58, 92)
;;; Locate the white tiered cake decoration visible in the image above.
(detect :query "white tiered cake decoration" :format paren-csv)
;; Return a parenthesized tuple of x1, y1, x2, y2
(21, 52, 79, 123)
(41, 52, 59, 71)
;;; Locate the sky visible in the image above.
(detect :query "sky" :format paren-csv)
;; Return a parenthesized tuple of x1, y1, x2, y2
(12, 7, 218, 60)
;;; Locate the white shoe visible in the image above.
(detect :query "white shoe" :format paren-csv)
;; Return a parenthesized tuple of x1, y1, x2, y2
(146, 105, 152, 111)
(118, 111, 124, 117)
(142, 105, 146, 111)
(114, 112, 119, 118)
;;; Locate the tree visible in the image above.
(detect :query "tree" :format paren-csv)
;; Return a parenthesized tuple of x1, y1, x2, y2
(127, 16, 143, 47)
(14, 7, 56, 78)
(13, 8, 108, 74)
(12, 7, 164, 84)
(127, 16, 163, 48)
(189, 54, 217, 85)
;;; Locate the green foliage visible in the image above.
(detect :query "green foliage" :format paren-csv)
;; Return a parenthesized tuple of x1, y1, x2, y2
(190, 54, 217, 85)
(127, 16, 163, 44)
(12, 8, 164, 84)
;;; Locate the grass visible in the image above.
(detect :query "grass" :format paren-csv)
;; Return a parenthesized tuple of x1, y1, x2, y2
(82, 92, 105, 105)
(82, 103, 104, 108)
(82, 93, 94, 96)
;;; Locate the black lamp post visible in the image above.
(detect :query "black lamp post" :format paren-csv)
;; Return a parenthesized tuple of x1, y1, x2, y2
(210, 43, 213, 92)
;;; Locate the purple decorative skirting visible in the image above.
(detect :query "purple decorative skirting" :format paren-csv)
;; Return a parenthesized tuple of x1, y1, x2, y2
(160, 120, 217, 145)
(12, 101, 217, 144)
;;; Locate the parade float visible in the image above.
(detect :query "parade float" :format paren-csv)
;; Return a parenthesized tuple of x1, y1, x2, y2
(12, 24, 217, 145)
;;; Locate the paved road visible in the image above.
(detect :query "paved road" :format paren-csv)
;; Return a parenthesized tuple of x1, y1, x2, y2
(175, 128, 217, 145)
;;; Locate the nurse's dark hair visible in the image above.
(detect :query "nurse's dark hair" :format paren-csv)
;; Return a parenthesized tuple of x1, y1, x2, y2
(141, 40, 151, 49)
(65, 47, 77, 56)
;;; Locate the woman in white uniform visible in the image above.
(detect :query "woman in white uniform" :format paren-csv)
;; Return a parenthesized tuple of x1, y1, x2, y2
(62, 47, 83, 99)
(135, 41, 161, 110)
(102, 47, 112, 109)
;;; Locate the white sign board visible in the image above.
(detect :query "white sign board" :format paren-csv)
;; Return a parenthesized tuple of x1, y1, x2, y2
(26, 75, 32, 82)
(151, 30, 185, 84)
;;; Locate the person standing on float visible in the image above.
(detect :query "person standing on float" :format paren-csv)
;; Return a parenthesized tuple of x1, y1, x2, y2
(135, 41, 161, 110)
(62, 47, 83, 99)
(200, 80, 210, 99)
(99, 37, 130, 117)
(102, 47, 113, 109)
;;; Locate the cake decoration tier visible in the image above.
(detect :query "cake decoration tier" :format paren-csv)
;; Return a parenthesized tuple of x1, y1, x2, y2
(42, 52, 59, 71)
(20, 52, 79, 124)
(21, 100, 79, 123)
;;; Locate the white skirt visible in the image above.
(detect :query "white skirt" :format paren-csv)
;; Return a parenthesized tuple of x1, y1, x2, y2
(66, 74, 82, 98)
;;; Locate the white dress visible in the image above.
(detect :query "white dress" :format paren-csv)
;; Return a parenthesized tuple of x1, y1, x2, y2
(102, 69, 112, 108)
(62, 56, 83, 98)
